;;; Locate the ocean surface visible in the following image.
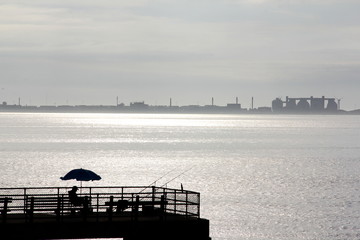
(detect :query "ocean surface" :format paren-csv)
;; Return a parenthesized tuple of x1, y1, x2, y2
(0, 112, 360, 240)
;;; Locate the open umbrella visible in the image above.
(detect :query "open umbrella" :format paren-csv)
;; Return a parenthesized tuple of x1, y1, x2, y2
(60, 168, 101, 190)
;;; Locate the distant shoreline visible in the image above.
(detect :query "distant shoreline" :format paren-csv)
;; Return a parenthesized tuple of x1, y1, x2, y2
(2, 95, 359, 115)
(0, 104, 359, 115)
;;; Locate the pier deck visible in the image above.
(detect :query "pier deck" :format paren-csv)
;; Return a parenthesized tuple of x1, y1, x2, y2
(0, 186, 210, 240)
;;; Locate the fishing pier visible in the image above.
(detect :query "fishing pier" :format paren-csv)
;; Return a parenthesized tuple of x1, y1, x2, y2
(0, 186, 210, 240)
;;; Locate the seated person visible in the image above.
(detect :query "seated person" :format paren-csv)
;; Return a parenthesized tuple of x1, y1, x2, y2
(68, 186, 87, 207)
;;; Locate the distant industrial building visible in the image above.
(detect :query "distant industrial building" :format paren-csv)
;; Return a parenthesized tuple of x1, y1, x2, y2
(226, 97, 241, 110)
(129, 101, 149, 110)
(2, 96, 352, 114)
(272, 96, 338, 112)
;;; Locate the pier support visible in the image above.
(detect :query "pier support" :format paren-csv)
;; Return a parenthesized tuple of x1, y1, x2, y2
(1, 215, 210, 240)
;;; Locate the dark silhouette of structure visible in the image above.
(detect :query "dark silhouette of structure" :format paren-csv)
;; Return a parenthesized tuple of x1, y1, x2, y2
(0, 186, 210, 240)
(272, 96, 339, 113)
(226, 97, 241, 110)
(1, 96, 356, 114)
(130, 101, 149, 110)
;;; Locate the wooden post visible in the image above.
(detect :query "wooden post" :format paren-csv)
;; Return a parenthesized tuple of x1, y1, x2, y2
(197, 193, 200, 218)
(61, 194, 65, 219)
(174, 189, 177, 214)
(2, 197, 10, 223)
(135, 195, 139, 221)
(23, 189, 27, 215)
(29, 197, 34, 223)
(96, 194, 99, 222)
(160, 195, 165, 212)
(108, 196, 114, 221)
(152, 186, 155, 203)
(160, 195, 165, 221)
(56, 196, 61, 222)
(185, 191, 188, 218)
(82, 196, 89, 221)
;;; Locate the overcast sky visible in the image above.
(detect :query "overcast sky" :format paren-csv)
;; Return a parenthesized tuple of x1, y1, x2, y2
(1, 0, 359, 110)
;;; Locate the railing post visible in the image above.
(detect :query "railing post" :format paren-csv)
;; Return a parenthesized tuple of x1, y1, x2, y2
(96, 194, 99, 222)
(135, 195, 139, 221)
(185, 191, 188, 218)
(23, 188, 27, 215)
(197, 193, 200, 218)
(174, 189, 177, 214)
(82, 196, 89, 222)
(61, 194, 65, 220)
(160, 195, 165, 221)
(130, 193, 134, 221)
(108, 196, 113, 221)
(160, 195, 165, 212)
(29, 197, 34, 223)
(152, 186, 155, 203)
(2, 197, 10, 223)
(56, 196, 61, 222)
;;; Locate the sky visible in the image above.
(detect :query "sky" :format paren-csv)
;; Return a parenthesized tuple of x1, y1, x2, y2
(1, 0, 360, 110)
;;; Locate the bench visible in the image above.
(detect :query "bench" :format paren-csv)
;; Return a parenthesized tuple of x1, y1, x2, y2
(0, 197, 12, 223)
(105, 196, 129, 213)
(130, 199, 168, 216)
(105, 195, 168, 220)
(25, 196, 90, 222)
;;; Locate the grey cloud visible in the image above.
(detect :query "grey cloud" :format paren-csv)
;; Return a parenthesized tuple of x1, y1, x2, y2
(1, 0, 359, 110)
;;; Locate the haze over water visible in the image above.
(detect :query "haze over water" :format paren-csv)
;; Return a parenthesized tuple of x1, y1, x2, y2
(1, 113, 359, 240)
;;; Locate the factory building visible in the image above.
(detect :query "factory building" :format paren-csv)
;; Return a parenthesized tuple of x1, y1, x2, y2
(272, 96, 338, 112)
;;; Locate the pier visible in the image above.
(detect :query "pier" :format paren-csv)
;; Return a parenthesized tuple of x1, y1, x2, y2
(0, 186, 210, 240)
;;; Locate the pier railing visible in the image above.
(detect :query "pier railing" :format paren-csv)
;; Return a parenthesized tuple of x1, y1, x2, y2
(0, 186, 200, 223)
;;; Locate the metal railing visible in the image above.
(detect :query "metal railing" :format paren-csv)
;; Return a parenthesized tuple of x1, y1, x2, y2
(0, 186, 200, 223)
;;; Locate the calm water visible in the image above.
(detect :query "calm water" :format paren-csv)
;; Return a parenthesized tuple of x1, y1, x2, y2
(1, 112, 360, 240)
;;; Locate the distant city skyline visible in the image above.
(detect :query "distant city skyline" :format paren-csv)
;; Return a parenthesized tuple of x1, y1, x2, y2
(0, 95, 355, 112)
(1, 1, 360, 111)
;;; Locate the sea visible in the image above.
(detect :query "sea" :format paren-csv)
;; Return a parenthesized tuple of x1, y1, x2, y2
(0, 112, 359, 240)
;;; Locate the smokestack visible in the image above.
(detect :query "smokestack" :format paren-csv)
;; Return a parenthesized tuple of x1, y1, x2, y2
(236, 97, 238, 104)
(18, 97, 21, 106)
(170, 98, 172, 107)
(212, 97, 214, 106)
(252, 97, 254, 110)
(116, 96, 118, 106)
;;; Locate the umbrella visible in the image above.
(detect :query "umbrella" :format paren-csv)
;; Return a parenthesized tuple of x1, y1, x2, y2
(60, 168, 101, 190)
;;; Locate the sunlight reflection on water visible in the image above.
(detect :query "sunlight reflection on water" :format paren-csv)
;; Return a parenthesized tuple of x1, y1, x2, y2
(1, 113, 360, 240)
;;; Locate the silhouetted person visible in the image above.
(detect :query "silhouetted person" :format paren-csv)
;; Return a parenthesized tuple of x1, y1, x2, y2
(68, 186, 86, 207)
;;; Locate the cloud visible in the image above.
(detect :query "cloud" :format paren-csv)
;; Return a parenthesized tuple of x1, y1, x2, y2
(0, 1, 359, 109)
